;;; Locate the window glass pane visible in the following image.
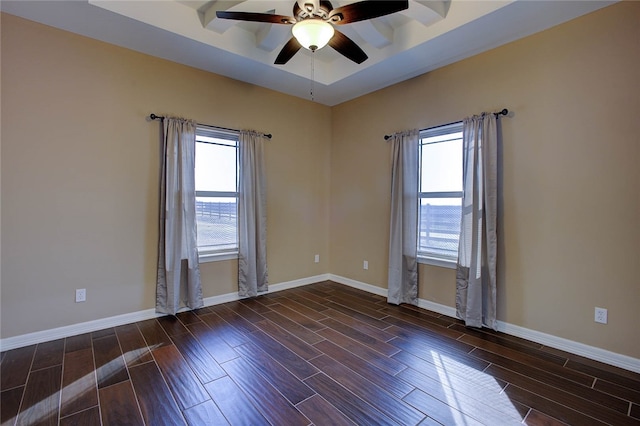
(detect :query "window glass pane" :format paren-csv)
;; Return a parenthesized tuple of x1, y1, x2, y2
(195, 141, 237, 192)
(420, 135, 462, 193)
(418, 198, 461, 259)
(196, 197, 237, 250)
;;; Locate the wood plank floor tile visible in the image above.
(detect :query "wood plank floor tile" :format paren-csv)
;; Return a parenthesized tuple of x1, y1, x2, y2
(402, 388, 485, 426)
(260, 310, 325, 345)
(392, 349, 512, 403)
(137, 319, 173, 350)
(115, 324, 153, 367)
(204, 376, 269, 425)
(594, 378, 640, 405)
(304, 372, 397, 426)
(1, 386, 24, 426)
(486, 364, 638, 425)
(276, 296, 329, 321)
(325, 297, 388, 320)
(523, 409, 569, 426)
(463, 344, 595, 387)
(32, 339, 65, 371)
(197, 312, 249, 348)
(316, 328, 407, 375)
(151, 344, 209, 410)
(92, 334, 129, 389)
(185, 321, 239, 363)
(267, 303, 326, 332)
(64, 334, 92, 353)
(238, 297, 274, 314)
(310, 354, 425, 425)
(129, 361, 186, 426)
(224, 301, 268, 323)
(60, 348, 98, 418)
(502, 383, 608, 425)
(566, 359, 640, 391)
(319, 317, 400, 356)
(1, 345, 36, 390)
(631, 403, 640, 420)
(157, 315, 190, 337)
(169, 332, 226, 384)
(248, 329, 319, 380)
(471, 347, 629, 414)
(383, 315, 469, 349)
(324, 301, 389, 329)
(324, 308, 396, 342)
(254, 319, 323, 360)
(208, 304, 259, 334)
(389, 334, 491, 372)
(382, 305, 459, 329)
(59, 406, 101, 426)
(398, 363, 529, 424)
(175, 311, 201, 325)
(92, 328, 115, 340)
(222, 356, 311, 425)
(234, 342, 315, 405)
(16, 365, 62, 426)
(296, 394, 355, 426)
(183, 400, 229, 426)
(99, 380, 144, 426)
(451, 324, 568, 365)
(314, 339, 414, 398)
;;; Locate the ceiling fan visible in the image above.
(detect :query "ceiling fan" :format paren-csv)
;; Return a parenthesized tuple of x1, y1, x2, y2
(216, 0, 409, 65)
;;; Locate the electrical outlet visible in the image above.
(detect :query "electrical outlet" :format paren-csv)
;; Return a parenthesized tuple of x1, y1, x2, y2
(75, 288, 86, 303)
(363, 260, 369, 270)
(314, 254, 320, 263)
(594, 307, 607, 324)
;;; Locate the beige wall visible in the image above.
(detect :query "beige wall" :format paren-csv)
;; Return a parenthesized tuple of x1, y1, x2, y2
(330, 1, 640, 358)
(0, 14, 331, 338)
(2, 2, 639, 360)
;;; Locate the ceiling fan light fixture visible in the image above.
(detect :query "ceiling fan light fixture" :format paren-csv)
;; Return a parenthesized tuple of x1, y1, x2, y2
(292, 19, 334, 52)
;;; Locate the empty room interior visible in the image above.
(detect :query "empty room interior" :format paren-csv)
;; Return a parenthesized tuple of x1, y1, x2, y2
(1, 0, 639, 425)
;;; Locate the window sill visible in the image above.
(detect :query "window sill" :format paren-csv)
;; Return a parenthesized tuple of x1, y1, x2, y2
(417, 255, 457, 270)
(198, 251, 238, 263)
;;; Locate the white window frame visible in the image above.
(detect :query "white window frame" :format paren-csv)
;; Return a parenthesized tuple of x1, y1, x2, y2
(417, 121, 463, 269)
(195, 126, 239, 263)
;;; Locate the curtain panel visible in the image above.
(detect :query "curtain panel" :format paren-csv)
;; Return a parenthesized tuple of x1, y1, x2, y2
(387, 129, 419, 305)
(456, 113, 498, 329)
(238, 130, 268, 297)
(156, 117, 204, 315)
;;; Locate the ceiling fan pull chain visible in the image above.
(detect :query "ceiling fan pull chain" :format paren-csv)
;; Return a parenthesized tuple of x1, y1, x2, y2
(310, 52, 315, 102)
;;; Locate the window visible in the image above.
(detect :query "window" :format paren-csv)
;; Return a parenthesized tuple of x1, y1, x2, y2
(418, 122, 463, 266)
(195, 126, 239, 260)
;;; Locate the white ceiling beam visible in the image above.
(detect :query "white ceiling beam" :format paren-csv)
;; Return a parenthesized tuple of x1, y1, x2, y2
(202, 1, 246, 32)
(405, 0, 449, 25)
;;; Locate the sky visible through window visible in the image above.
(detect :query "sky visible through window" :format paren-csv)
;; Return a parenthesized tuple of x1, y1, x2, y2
(195, 136, 237, 194)
(420, 131, 462, 201)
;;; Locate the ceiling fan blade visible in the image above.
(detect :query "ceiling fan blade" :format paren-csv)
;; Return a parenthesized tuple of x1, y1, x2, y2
(328, 29, 368, 64)
(216, 11, 296, 24)
(275, 37, 303, 65)
(328, 0, 408, 25)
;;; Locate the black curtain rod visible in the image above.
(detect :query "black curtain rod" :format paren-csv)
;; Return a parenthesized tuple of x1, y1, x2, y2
(384, 108, 509, 141)
(149, 113, 272, 139)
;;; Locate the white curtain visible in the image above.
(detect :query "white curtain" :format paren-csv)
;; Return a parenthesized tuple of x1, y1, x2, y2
(456, 113, 498, 329)
(238, 131, 268, 297)
(156, 117, 203, 315)
(387, 129, 419, 305)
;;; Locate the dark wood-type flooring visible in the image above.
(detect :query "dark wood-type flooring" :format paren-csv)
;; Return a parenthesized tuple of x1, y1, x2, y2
(2, 281, 639, 425)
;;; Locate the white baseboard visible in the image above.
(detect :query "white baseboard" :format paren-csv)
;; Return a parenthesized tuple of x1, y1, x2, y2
(330, 274, 640, 374)
(2, 274, 639, 374)
(0, 274, 331, 352)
